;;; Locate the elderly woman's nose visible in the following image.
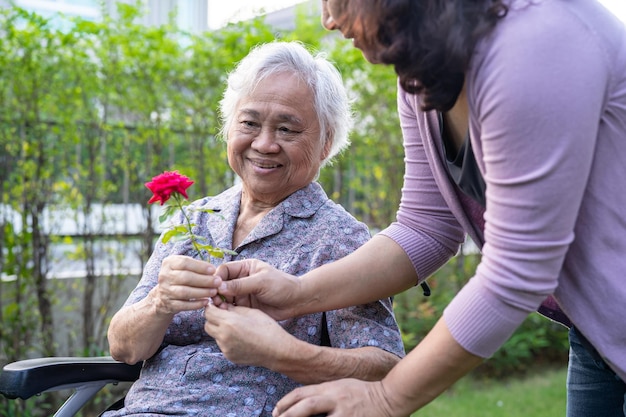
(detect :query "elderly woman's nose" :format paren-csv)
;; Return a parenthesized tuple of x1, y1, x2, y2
(251, 130, 280, 153)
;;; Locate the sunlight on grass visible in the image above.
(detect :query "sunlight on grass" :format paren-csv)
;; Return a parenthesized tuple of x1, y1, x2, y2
(413, 367, 567, 417)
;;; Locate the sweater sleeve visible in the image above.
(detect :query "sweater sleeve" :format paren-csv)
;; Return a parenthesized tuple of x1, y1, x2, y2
(379, 83, 466, 283)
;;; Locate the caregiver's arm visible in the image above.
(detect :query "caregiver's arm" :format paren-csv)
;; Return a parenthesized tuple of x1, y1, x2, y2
(217, 234, 418, 319)
(378, 318, 484, 413)
(273, 318, 484, 417)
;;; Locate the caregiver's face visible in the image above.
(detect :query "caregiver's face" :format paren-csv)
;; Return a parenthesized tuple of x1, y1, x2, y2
(321, 0, 382, 64)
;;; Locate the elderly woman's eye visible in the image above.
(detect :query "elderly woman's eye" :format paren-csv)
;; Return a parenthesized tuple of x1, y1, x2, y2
(241, 120, 258, 128)
(279, 125, 302, 135)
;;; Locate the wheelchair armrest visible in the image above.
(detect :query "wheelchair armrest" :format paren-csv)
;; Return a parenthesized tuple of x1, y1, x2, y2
(0, 356, 142, 400)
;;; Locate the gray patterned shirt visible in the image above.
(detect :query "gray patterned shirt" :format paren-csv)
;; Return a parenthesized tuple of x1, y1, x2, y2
(105, 182, 405, 417)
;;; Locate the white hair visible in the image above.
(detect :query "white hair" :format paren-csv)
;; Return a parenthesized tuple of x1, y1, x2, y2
(218, 40, 353, 167)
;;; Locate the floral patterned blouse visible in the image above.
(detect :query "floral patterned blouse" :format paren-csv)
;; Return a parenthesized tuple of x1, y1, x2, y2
(104, 182, 405, 417)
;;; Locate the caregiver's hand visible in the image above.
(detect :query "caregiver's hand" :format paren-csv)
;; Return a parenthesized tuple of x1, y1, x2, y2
(272, 378, 400, 417)
(212, 259, 303, 321)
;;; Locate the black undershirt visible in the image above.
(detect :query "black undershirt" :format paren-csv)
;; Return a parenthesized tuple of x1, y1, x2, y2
(439, 112, 486, 208)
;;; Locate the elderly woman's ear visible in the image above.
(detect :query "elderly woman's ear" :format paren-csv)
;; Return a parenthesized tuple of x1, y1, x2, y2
(321, 133, 333, 162)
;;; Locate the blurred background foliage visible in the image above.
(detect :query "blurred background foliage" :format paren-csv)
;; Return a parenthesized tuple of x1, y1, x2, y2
(0, 3, 568, 415)
(394, 253, 568, 380)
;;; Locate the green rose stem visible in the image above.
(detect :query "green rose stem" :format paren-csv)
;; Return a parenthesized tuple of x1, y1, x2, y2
(172, 193, 204, 259)
(170, 193, 228, 304)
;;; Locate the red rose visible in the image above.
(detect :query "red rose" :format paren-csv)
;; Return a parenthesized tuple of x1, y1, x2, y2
(145, 170, 236, 262)
(145, 170, 194, 205)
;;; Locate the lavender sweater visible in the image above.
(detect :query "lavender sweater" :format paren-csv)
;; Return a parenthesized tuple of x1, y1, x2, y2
(380, 0, 626, 380)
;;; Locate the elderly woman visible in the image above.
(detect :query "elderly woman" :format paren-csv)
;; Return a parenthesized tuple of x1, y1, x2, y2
(104, 41, 405, 417)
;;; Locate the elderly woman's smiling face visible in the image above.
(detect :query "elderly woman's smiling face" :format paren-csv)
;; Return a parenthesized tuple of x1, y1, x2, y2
(227, 72, 329, 206)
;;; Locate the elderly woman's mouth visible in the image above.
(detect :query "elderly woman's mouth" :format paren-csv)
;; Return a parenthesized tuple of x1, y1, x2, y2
(251, 160, 282, 170)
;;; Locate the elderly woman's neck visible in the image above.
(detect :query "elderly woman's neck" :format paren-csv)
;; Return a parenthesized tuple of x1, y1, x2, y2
(233, 192, 278, 248)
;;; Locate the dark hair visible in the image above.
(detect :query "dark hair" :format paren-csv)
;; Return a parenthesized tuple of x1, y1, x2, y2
(357, 0, 508, 111)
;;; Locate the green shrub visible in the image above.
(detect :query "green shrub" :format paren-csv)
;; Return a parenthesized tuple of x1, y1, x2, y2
(393, 253, 569, 378)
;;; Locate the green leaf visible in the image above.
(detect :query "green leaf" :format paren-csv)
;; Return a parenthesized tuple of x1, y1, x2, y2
(161, 225, 189, 243)
(194, 207, 226, 220)
(159, 205, 177, 223)
(161, 229, 177, 244)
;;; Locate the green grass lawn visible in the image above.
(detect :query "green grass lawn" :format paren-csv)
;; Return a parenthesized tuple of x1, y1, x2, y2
(413, 367, 567, 417)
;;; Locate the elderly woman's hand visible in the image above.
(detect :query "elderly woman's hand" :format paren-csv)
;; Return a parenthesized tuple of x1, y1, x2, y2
(149, 255, 223, 315)
(203, 303, 294, 367)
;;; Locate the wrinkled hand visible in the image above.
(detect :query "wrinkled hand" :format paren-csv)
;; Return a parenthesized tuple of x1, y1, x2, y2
(151, 255, 223, 315)
(203, 302, 293, 367)
(273, 378, 396, 417)
(211, 259, 302, 321)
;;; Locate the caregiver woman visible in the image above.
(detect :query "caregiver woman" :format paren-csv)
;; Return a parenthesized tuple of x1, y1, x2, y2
(212, 0, 626, 416)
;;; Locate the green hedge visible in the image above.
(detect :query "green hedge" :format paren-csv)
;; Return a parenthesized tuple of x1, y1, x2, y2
(393, 252, 569, 378)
